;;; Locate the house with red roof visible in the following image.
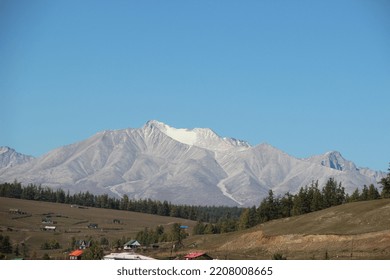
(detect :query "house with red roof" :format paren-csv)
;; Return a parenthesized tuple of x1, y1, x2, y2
(184, 252, 213, 260)
(69, 249, 84, 260)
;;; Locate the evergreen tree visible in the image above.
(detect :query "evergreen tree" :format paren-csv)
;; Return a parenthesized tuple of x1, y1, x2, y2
(380, 164, 390, 198)
(0, 235, 13, 254)
(292, 192, 303, 216)
(349, 188, 360, 202)
(193, 221, 206, 235)
(257, 190, 278, 223)
(169, 223, 187, 245)
(21, 243, 29, 258)
(9, 180, 22, 198)
(55, 189, 66, 203)
(266, 190, 277, 220)
(238, 208, 251, 230)
(293, 187, 311, 215)
(204, 223, 216, 234)
(83, 242, 104, 260)
(279, 192, 294, 218)
(367, 184, 380, 200)
(309, 181, 322, 212)
(248, 206, 258, 227)
(120, 194, 129, 210)
(322, 178, 344, 208)
(257, 198, 269, 223)
(360, 185, 369, 201)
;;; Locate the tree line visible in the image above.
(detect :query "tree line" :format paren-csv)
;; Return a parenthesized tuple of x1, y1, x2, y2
(0, 180, 242, 224)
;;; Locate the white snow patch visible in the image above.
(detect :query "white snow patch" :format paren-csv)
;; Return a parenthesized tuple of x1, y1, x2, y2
(147, 120, 250, 152)
(108, 185, 123, 198)
(217, 177, 244, 206)
(163, 126, 198, 146)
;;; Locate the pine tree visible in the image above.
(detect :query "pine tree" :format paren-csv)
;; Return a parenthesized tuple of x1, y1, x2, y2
(248, 206, 258, 227)
(193, 221, 205, 235)
(169, 223, 186, 245)
(83, 242, 104, 260)
(368, 184, 380, 200)
(361, 185, 369, 201)
(293, 187, 310, 215)
(292, 193, 303, 216)
(204, 223, 216, 234)
(349, 188, 360, 202)
(0, 235, 13, 254)
(380, 164, 390, 198)
(322, 178, 344, 208)
(310, 182, 322, 212)
(280, 192, 294, 217)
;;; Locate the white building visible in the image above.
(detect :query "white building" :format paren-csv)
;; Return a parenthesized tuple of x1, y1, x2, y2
(103, 252, 155, 260)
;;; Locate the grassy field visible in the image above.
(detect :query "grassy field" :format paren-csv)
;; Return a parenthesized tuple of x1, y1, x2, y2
(0, 197, 197, 259)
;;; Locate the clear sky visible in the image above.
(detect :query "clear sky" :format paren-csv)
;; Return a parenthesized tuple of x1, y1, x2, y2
(1, 0, 389, 171)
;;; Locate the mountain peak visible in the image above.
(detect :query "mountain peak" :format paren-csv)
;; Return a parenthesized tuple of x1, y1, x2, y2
(145, 120, 168, 129)
(306, 150, 358, 172)
(325, 151, 343, 157)
(143, 120, 250, 151)
(0, 146, 34, 169)
(0, 146, 12, 153)
(145, 120, 199, 146)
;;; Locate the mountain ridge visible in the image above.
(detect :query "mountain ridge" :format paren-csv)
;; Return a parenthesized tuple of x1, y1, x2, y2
(0, 146, 34, 169)
(0, 121, 386, 206)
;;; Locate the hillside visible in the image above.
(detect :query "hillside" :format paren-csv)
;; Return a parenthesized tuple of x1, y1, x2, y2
(0, 197, 197, 259)
(170, 199, 390, 260)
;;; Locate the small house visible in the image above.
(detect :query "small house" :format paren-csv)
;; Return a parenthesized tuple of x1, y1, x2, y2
(87, 223, 98, 229)
(184, 252, 213, 260)
(9, 208, 26, 215)
(103, 252, 155, 260)
(69, 249, 84, 260)
(41, 217, 53, 224)
(43, 226, 56, 231)
(123, 240, 141, 250)
(76, 240, 92, 250)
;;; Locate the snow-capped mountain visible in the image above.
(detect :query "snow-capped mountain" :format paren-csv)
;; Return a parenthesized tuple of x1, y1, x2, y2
(0, 147, 34, 169)
(305, 151, 385, 184)
(0, 121, 386, 206)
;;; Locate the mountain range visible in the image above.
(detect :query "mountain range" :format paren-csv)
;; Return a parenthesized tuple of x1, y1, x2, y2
(0, 120, 385, 206)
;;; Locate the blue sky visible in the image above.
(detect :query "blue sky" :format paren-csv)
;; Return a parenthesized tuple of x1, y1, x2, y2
(1, 0, 389, 171)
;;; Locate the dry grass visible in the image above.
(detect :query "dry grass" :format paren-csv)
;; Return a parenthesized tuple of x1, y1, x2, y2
(171, 199, 390, 260)
(0, 197, 197, 259)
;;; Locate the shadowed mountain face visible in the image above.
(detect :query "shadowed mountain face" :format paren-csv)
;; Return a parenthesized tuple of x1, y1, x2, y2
(0, 121, 385, 206)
